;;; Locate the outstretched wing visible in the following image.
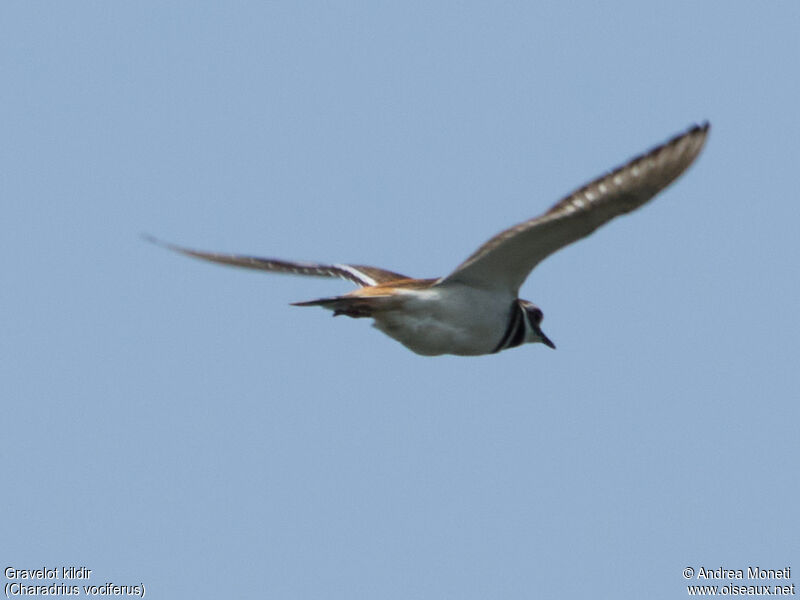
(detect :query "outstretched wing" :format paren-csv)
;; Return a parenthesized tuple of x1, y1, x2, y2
(145, 235, 409, 287)
(439, 123, 709, 293)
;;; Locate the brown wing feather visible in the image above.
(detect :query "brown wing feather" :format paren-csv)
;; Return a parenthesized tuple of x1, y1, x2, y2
(145, 235, 408, 287)
(440, 123, 709, 292)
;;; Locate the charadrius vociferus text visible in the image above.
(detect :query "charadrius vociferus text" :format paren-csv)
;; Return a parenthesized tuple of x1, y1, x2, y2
(149, 123, 709, 356)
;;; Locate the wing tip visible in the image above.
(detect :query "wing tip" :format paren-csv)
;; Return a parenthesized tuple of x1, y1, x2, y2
(671, 120, 711, 167)
(664, 120, 710, 149)
(141, 233, 192, 257)
(141, 232, 176, 251)
(680, 120, 711, 151)
(141, 232, 162, 246)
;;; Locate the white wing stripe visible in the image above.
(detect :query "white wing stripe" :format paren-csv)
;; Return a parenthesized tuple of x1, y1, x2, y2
(333, 265, 378, 287)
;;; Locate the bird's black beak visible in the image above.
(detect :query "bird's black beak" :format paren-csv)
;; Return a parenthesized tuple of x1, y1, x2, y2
(536, 326, 556, 349)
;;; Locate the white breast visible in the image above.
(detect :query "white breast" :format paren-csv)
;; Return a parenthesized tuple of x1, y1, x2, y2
(371, 285, 514, 356)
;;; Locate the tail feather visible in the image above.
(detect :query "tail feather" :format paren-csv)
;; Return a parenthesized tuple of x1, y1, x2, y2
(292, 294, 396, 319)
(291, 295, 392, 318)
(290, 296, 341, 308)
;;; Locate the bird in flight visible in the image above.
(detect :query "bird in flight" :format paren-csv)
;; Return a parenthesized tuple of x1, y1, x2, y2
(149, 122, 709, 356)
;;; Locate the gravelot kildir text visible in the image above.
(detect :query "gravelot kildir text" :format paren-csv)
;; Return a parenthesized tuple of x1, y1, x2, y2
(4, 566, 146, 597)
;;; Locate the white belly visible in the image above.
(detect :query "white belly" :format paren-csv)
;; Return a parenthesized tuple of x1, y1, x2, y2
(371, 285, 514, 356)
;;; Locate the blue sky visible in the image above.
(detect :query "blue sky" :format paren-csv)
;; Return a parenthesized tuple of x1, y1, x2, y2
(2, 2, 798, 598)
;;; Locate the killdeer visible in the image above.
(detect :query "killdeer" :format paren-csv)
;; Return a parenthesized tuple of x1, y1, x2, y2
(150, 122, 708, 356)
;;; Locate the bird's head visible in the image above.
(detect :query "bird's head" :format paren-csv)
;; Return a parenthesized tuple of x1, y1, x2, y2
(519, 300, 556, 349)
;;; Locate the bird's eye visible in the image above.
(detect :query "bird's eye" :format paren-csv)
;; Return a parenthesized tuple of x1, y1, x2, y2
(528, 307, 543, 325)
